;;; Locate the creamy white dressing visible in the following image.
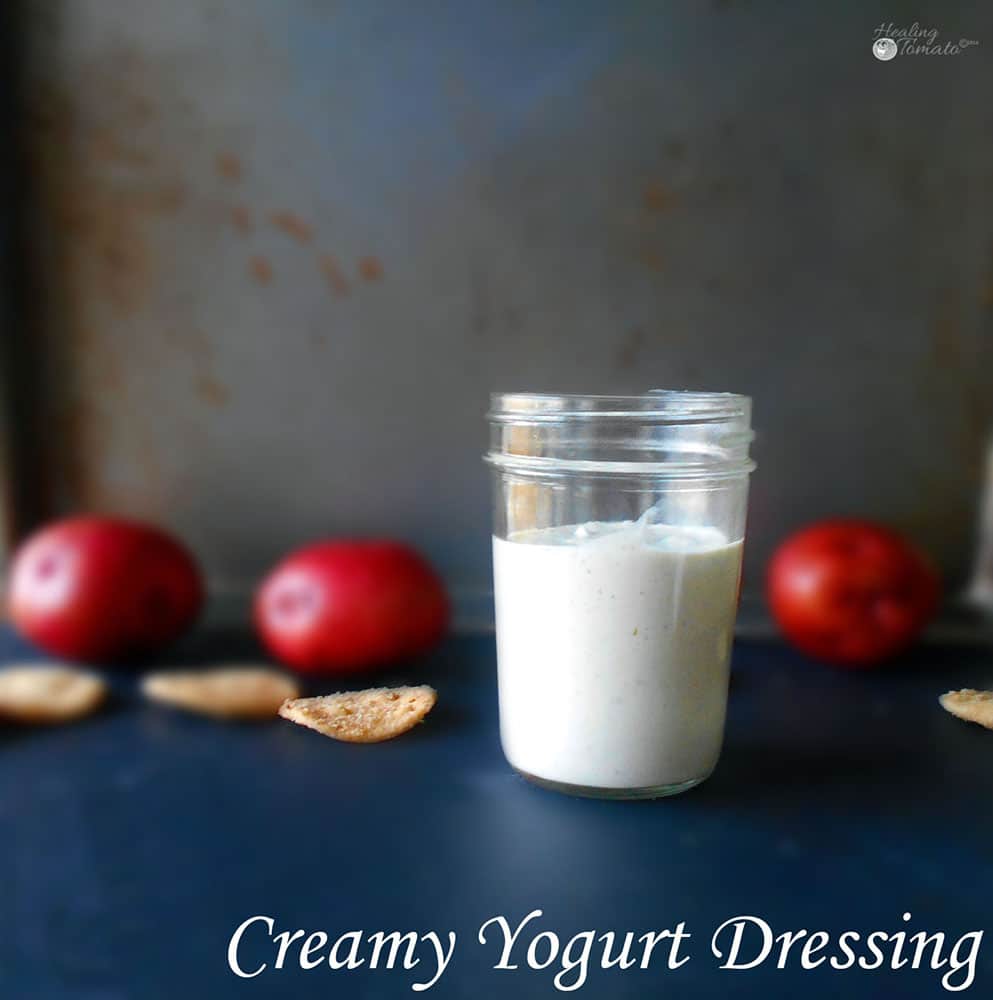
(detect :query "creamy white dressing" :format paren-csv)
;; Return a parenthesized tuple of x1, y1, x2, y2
(492, 520, 743, 790)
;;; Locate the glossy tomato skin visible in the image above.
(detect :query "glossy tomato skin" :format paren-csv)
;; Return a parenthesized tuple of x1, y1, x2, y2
(255, 541, 450, 673)
(7, 516, 203, 662)
(767, 520, 939, 667)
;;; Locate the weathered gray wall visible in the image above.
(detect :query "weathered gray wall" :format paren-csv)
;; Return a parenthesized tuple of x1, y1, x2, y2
(14, 0, 993, 611)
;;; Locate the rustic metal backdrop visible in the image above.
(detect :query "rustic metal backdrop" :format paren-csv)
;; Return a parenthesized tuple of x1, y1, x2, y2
(5, 0, 993, 621)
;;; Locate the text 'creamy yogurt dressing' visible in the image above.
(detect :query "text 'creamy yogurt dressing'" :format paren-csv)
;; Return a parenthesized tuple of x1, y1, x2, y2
(492, 519, 743, 791)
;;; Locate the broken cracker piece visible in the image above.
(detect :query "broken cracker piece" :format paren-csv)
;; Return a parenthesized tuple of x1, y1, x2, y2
(0, 664, 107, 724)
(142, 667, 300, 720)
(278, 685, 437, 743)
(939, 689, 993, 730)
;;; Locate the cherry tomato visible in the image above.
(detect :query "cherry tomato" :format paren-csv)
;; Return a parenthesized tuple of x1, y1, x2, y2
(767, 520, 939, 667)
(255, 541, 449, 673)
(7, 516, 203, 662)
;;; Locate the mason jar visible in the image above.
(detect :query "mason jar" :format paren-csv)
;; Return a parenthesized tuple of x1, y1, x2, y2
(485, 390, 755, 799)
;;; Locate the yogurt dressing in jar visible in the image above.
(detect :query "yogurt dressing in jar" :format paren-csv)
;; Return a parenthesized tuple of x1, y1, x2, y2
(486, 391, 755, 798)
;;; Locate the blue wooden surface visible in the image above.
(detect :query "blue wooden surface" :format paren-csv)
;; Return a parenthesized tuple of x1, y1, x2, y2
(0, 625, 991, 998)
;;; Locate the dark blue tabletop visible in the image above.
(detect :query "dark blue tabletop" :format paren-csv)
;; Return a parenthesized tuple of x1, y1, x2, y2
(0, 625, 990, 999)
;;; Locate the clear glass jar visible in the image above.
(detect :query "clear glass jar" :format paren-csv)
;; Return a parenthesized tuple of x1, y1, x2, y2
(485, 390, 755, 799)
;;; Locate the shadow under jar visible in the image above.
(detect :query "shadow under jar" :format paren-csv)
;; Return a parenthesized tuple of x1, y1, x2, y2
(485, 391, 755, 799)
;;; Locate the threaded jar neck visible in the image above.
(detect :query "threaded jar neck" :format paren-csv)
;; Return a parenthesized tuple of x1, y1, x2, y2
(485, 390, 755, 480)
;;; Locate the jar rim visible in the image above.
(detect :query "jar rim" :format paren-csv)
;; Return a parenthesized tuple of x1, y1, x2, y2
(486, 388, 754, 479)
(488, 389, 750, 423)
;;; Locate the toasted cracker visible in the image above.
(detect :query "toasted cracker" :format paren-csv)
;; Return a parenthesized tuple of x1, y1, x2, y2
(0, 664, 107, 724)
(939, 689, 993, 730)
(142, 667, 300, 719)
(278, 685, 437, 743)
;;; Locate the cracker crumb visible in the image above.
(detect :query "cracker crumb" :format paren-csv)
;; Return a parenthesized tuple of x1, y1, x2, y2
(939, 688, 993, 730)
(278, 685, 437, 743)
(0, 664, 107, 724)
(143, 667, 299, 719)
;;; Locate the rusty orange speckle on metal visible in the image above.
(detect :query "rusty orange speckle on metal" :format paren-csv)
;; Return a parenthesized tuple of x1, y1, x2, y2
(639, 247, 665, 273)
(216, 151, 243, 182)
(615, 328, 647, 370)
(271, 211, 314, 244)
(358, 256, 384, 281)
(249, 256, 273, 284)
(87, 126, 154, 169)
(195, 374, 230, 407)
(24, 61, 192, 321)
(163, 326, 216, 364)
(642, 182, 674, 213)
(320, 254, 351, 296)
(130, 95, 157, 123)
(230, 204, 253, 235)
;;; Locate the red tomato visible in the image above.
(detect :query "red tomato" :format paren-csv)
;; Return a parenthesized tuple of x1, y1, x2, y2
(767, 520, 939, 667)
(255, 541, 450, 673)
(7, 516, 203, 662)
